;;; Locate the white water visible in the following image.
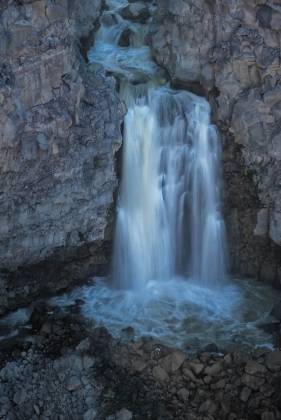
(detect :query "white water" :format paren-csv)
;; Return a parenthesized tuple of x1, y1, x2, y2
(82, 0, 279, 352)
(113, 86, 227, 288)
(48, 276, 280, 352)
(0, 2, 279, 353)
(90, 1, 227, 289)
(1, 276, 280, 352)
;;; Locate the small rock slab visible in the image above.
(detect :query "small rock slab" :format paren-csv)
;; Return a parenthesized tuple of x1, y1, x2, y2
(66, 376, 82, 391)
(188, 362, 204, 375)
(245, 360, 267, 376)
(131, 358, 147, 372)
(116, 408, 133, 420)
(177, 388, 189, 401)
(240, 386, 252, 402)
(153, 366, 169, 382)
(121, 2, 150, 23)
(204, 362, 223, 376)
(160, 350, 186, 374)
(261, 412, 276, 420)
(83, 355, 95, 370)
(265, 351, 281, 371)
(199, 399, 217, 414)
(241, 373, 265, 390)
(83, 408, 97, 420)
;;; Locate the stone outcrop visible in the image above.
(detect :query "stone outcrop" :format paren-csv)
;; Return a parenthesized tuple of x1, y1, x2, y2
(0, 0, 124, 313)
(151, 0, 281, 286)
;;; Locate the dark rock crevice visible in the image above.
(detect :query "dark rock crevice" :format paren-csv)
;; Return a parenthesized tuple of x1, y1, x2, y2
(79, 28, 99, 63)
(223, 136, 281, 287)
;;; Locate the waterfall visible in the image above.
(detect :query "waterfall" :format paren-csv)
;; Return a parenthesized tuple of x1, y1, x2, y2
(89, 1, 227, 291)
(113, 86, 227, 289)
(54, 0, 280, 354)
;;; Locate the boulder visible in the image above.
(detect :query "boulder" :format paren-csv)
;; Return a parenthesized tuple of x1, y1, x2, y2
(261, 412, 276, 420)
(240, 387, 252, 402)
(152, 366, 169, 381)
(83, 408, 97, 420)
(160, 350, 186, 374)
(177, 388, 189, 401)
(204, 362, 223, 377)
(199, 399, 217, 415)
(241, 374, 265, 390)
(116, 408, 133, 420)
(265, 351, 281, 371)
(131, 358, 147, 373)
(121, 2, 150, 23)
(245, 360, 267, 376)
(66, 376, 82, 391)
(188, 362, 204, 375)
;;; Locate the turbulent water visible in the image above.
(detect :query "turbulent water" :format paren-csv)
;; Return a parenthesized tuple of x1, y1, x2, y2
(1, 276, 280, 353)
(68, 0, 281, 352)
(48, 276, 280, 352)
(0, 0, 280, 356)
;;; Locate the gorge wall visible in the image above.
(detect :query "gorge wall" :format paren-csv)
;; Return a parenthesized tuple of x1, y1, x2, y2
(1, 0, 281, 314)
(0, 0, 124, 313)
(151, 0, 281, 286)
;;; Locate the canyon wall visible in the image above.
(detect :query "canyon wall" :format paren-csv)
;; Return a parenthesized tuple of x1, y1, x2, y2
(0, 0, 124, 313)
(1, 0, 281, 313)
(152, 0, 281, 286)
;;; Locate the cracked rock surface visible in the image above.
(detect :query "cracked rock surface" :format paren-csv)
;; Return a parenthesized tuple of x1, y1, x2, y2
(0, 0, 124, 314)
(151, 0, 281, 286)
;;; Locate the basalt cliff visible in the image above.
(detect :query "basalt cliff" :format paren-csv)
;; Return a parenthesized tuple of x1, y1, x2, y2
(0, 0, 281, 313)
(151, 0, 281, 286)
(0, 0, 124, 313)
(0, 2, 281, 420)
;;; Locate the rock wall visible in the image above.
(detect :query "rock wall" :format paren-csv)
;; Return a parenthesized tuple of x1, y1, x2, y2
(152, 0, 281, 286)
(0, 0, 124, 313)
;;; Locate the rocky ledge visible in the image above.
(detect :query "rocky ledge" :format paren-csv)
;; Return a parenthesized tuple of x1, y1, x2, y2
(0, 0, 124, 314)
(0, 305, 280, 420)
(151, 0, 281, 286)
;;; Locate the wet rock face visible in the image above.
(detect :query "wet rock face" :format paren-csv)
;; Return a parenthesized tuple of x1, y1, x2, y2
(152, 0, 281, 285)
(0, 0, 124, 313)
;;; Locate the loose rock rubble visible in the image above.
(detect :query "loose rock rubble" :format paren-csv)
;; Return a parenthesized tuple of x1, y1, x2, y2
(94, 334, 281, 419)
(1, 305, 280, 420)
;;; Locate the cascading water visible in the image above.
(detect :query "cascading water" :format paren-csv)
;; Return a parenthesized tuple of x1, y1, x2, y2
(0, 0, 279, 356)
(57, 0, 281, 352)
(90, 1, 227, 289)
(113, 86, 227, 289)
